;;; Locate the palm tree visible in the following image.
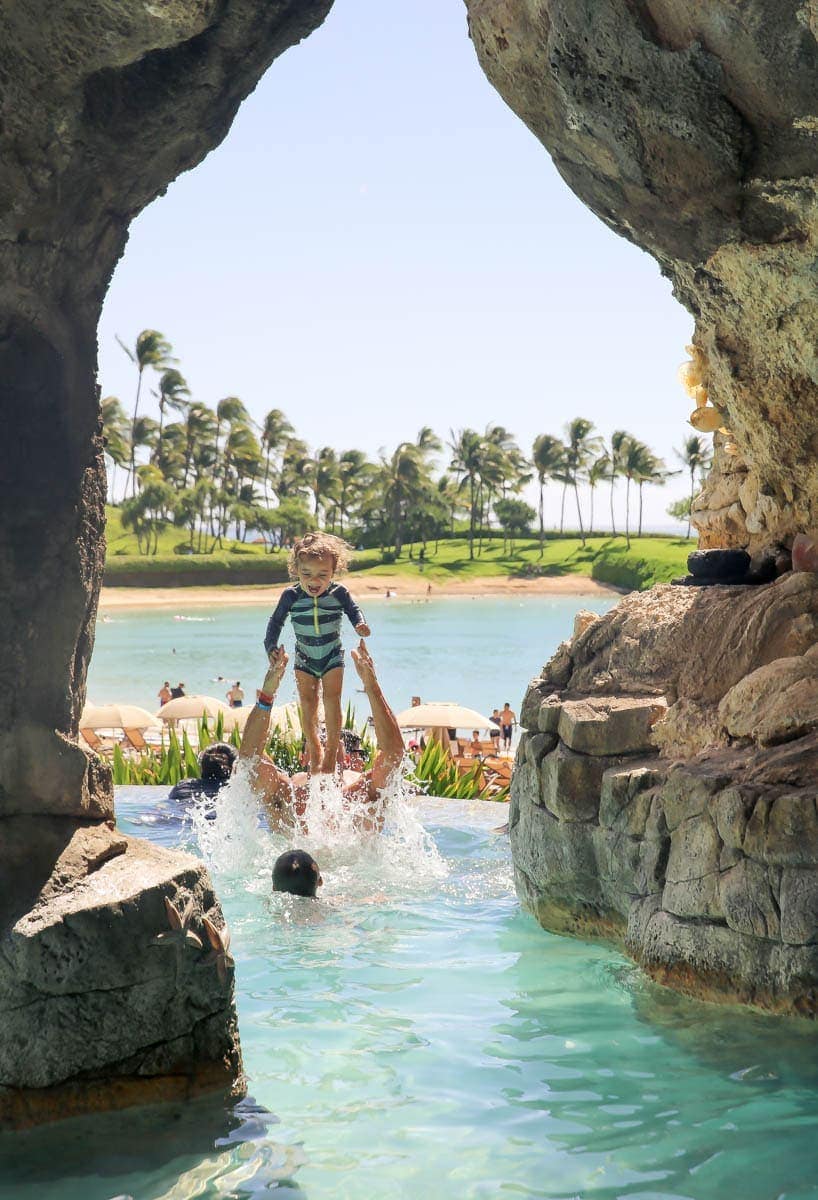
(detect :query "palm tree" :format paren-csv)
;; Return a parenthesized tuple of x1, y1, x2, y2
(117, 329, 174, 495)
(277, 438, 312, 501)
(532, 434, 566, 555)
(563, 418, 604, 546)
(260, 409, 294, 501)
(100, 396, 131, 502)
(309, 446, 340, 523)
(448, 428, 484, 559)
(634, 452, 672, 537)
(181, 403, 217, 488)
(380, 442, 426, 555)
(607, 430, 631, 536)
(675, 435, 713, 537)
(154, 369, 190, 471)
(619, 437, 652, 548)
(336, 449, 372, 536)
(587, 452, 610, 537)
(130, 415, 160, 477)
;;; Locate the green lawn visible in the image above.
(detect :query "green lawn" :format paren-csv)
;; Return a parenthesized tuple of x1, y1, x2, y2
(103, 509, 692, 591)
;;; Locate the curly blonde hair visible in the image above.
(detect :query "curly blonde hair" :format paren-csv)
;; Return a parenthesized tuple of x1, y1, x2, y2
(287, 531, 352, 580)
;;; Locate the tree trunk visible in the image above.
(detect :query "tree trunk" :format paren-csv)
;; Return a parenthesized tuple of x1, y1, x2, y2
(573, 483, 585, 546)
(538, 480, 545, 557)
(609, 475, 617, 536)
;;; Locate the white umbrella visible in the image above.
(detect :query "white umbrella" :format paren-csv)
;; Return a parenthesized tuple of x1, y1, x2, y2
(231, 701, 301, 735)
(156, 695, 239, 729)
(80, 703, 162, 731)
(395, 702, 496, 730)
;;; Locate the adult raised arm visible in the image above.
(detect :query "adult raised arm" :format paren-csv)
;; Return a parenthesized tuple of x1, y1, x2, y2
(349, 641, 405, 794)
(238, 648, 293, 830)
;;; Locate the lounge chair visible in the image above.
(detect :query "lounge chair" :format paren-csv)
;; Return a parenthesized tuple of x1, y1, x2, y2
(79, 728, 113, 756)
(123, 728, 148, 752)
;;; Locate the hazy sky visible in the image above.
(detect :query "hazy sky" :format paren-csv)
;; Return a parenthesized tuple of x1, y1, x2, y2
(98, 0, 695, 532)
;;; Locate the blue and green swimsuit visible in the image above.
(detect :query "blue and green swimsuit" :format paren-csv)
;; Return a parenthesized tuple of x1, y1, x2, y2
(264, 583, 365, 678)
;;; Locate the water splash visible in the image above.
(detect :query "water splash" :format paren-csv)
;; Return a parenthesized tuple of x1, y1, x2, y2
(189, 758, 446, 904)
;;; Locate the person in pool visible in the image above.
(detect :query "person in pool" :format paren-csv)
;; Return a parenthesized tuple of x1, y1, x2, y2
(239, 640, 404, 835)
(272, 848, 323, 897)
(264, 531, 371, 776)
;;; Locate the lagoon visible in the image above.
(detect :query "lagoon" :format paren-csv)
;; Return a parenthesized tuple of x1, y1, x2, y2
(86, 594, 620, 719)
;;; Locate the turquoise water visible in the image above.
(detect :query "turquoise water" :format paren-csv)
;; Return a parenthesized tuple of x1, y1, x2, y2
(4, 595, 818, 1197)
(3, 786, 818, 1200)
(86, 595, 618, 717)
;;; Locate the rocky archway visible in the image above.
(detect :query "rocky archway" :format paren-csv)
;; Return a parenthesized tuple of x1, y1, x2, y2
(465, 0, 818, 1013)
(0, 0, 333, 1128)
(468, 0, 818, 552)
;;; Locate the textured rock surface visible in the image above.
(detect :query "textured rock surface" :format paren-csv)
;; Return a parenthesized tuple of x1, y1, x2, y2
(0, 820, 241, 1129)
(0, 0, 332, 1124)
(467, 0, 818, 551)
(511, 576, 818, 1013)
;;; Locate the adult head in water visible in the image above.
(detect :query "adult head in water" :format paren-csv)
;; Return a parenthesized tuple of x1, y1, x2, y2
(272, 848, 323, 897)
(167, 741, 238, 802)
(238, 641, 404, 834)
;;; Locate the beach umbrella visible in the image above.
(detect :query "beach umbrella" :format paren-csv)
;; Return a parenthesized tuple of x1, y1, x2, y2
(80, 703, 162, 731)
(156, 695, 239, 729)
(231, 701, 301, 735)
(394, 702, 496, 730)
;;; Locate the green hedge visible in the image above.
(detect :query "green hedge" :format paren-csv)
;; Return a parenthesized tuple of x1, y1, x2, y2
(103, 554, 291, 586)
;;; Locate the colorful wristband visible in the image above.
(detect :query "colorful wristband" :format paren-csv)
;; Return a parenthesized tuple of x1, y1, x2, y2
(258, 691, 274, 706)
(256, 699, 272, 712)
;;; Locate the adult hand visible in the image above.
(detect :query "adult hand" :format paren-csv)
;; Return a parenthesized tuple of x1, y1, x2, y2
(350, 639, 376, 687)
(263, 647, 288, 694)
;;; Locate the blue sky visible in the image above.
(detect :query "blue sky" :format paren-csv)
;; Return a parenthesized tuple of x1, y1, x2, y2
(98, 0, 695, 532)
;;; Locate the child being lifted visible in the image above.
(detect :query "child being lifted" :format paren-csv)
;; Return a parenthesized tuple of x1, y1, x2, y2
(264, 532, 370, 774)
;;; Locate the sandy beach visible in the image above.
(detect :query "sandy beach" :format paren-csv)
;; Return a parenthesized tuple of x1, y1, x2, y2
(98, 573, 623, 610)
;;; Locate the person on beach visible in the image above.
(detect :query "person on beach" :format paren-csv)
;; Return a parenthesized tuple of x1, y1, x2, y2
(499, 702, 517, 751)
(158, 681, 172, 706)
(240, 641, 404, 835)
(227, 681, 244, 708)
(468, 730, 483, 757)
(170, 681, 186, 699)
(489, 709, 501, 749)
(263, 532, 370, 775)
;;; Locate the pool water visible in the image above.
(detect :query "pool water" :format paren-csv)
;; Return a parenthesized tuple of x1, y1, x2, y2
(3, 778, 818, 1200)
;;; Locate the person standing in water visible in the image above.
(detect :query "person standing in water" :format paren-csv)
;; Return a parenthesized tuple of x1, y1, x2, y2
(263, 532, 370, 775)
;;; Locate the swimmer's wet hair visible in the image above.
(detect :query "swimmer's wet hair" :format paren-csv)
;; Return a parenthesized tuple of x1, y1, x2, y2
(288, 531, 351, 580)
(272, 849, 322, 897)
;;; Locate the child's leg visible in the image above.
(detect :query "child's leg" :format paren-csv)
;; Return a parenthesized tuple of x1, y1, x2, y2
(320, 666, 344, 774)
(295, 670, 322, 772)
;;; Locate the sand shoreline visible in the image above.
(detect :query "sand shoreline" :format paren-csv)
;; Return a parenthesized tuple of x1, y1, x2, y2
(98, 574, 624, 610)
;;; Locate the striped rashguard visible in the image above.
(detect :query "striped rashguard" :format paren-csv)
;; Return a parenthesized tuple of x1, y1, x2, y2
(264, 583, 366, 679)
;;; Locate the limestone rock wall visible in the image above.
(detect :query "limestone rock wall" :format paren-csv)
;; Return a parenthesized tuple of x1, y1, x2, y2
(512, 576, 818, 1014)
(467, 1, 818, 551)
(0, 0, 333, 1124)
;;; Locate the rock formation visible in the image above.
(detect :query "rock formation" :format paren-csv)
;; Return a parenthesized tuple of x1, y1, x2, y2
(467, 0, 818, 553)
(0, 0, 332, 1127)
(513, 573, 818, 1014)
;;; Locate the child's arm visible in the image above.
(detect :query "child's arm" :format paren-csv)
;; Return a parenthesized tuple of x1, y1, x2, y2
(264, 587, 297, 657)
(335, 584, 370, 637)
